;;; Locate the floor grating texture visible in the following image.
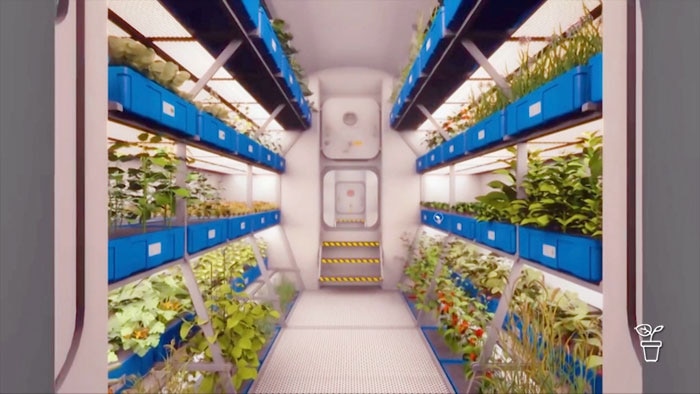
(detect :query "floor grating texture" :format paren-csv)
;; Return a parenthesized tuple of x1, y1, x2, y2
(251, 289, 452, 393)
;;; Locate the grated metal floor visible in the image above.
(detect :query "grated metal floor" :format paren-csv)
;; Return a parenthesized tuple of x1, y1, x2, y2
(250, 289, 452, 394)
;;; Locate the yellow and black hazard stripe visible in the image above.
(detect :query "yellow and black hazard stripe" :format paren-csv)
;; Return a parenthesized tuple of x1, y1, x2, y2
(321, 258, 380, 264)
(322, 241, 380, 247)
(319, 276, 382, 283)
(336, 218, 366, 224)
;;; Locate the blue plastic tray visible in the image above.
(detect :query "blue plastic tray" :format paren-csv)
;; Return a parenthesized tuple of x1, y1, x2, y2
(108, 226, 185, 282)
(186, 219, 229, 254)
(465, 110, 506, 152)
(451, 214, 476, 240)
(475, 220, 516, 254)
(235, 132, 261, 162)
(589, 52, 603, 103)
(441, 132, 467, 162)
(197, 111, 236, 152)
(419, 7, 447, 72)
(108, 66, 198, 137)
(518, 226, 602, 282)
(420, 209, 452, 232)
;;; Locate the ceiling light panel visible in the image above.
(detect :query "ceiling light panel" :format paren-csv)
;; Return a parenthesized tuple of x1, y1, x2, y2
(107, 0, 191, 38)
(154, 41, 233, 79)
(208, 81, 257, 106)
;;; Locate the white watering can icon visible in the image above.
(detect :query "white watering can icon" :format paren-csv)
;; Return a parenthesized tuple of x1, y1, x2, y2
(433, 213, 444, 225)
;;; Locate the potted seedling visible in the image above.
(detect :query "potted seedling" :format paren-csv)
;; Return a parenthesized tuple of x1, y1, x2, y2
(635, 324, 664, 362)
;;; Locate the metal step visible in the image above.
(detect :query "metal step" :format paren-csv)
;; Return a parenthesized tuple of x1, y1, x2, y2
(322, 241, 379, 247)
(320, 260, 381, 279)
(318, 276, 383, 286)
(321, 258, 380, 264)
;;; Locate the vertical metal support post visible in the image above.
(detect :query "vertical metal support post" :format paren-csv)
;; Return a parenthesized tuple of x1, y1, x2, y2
(174, 142, 235, 393)
(449, 165, 456, 208)
(417, 105, 451, 141)
(246, 164, 253, 208)
(461, 39, 513, 100)
(466, 142, 528, 394)
(189, 40, 242, 98)
(254, 104, 285, 140)
(279, 226, 305, 291)
(247, 235, 283, 323)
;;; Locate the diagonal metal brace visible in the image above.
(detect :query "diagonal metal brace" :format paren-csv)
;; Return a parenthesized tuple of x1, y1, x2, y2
(417, 105, 451, 141)
(461, 39, 513, 100)
(255, 104, 285, 139)
(189, 39, 242, 97)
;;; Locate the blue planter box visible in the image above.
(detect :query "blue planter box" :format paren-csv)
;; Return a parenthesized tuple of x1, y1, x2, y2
(235, 132, 261, 162)
(197, 111, 236, 152)
(260, 147, 276, 168)
(441, 132, 467, 162)
(426, 146, 443, 168)
(478, 293, 499, 313)
(518, 226, 602, 283)
(506, 65, 590, 137)
(237, 0, 262, 30)
(420, 7, 447, 72)
(231, 264, 262, 292)
(277, 155, 287, 173)
(250, 211, 274, 231)
(228, 215, 252, 240)
(420, 209, 452, 232)
(589, 52, 603, 103)
(108, 347, 156, 382)
(444, 0, 474, 30)
(108, 226, 185, 282)
(257, 11, 285, 73)
(187, 219, 228, 254)
(267, 210, 281, 226)
(475, 221, 516, 254)
(465, 110, 506, 152)
(451, 214, 476, 240)
(400, 58, 423, 103)
(108, 66, 197, 137)
(416, 155, 428, 173)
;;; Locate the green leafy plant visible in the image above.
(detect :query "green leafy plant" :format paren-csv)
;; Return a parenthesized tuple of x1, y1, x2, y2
(181, 243, 279, 392)
(108, 36, 190, 93)
(274, 278, 297, 313)
(420, 201, 451, 211)
(271, 18, 312, 97)
(108, 271, 193, 362)
(108, 134, 190, 233)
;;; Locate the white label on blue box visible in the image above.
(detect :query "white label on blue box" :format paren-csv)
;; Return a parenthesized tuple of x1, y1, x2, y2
(426, 38, 432, 51)
(487, 230, 496, 241)
(248, 145, 253, 153)
(529, 101, 542, 118)
(449, 145, 455, 153)
(208, 229, 216, 239)
(162, 101, 175, 117)
(240, 222, 246, 230)
(542, 244, 557, 259)
(148, 242, 162, 257)
(430, 154, 435, 161)
(271, 39, 277, 52)
(261, 217, 266, 224)
(409, 75, 413, 83)
(218, 130, 226, 141)
(267, 154, 272, 161)
(478, 130, 485, 140)
(457, 223, 462, 231)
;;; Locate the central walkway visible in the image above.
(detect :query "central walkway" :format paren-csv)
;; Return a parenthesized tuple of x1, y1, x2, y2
(250, 288, 453, 394)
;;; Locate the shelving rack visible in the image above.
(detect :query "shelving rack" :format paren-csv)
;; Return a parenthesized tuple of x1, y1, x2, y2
(105, 1, 310, 392)
(395, 1, 605, 393)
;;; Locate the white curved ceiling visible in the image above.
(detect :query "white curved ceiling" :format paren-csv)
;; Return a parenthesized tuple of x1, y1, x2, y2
(265, 0, 437, 75)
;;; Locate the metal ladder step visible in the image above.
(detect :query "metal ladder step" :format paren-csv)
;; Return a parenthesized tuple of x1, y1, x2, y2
(322, 241, 379, 247)
(319, 276, 382, 284)
(321, 258, 380, 264)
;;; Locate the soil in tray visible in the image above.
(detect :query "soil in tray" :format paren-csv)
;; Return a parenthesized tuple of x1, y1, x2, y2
(109, 224, 177, 239)
(424, 329, 463, 361)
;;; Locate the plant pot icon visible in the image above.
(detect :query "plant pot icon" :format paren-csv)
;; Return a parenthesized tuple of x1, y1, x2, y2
(640, 340, 663, 362)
